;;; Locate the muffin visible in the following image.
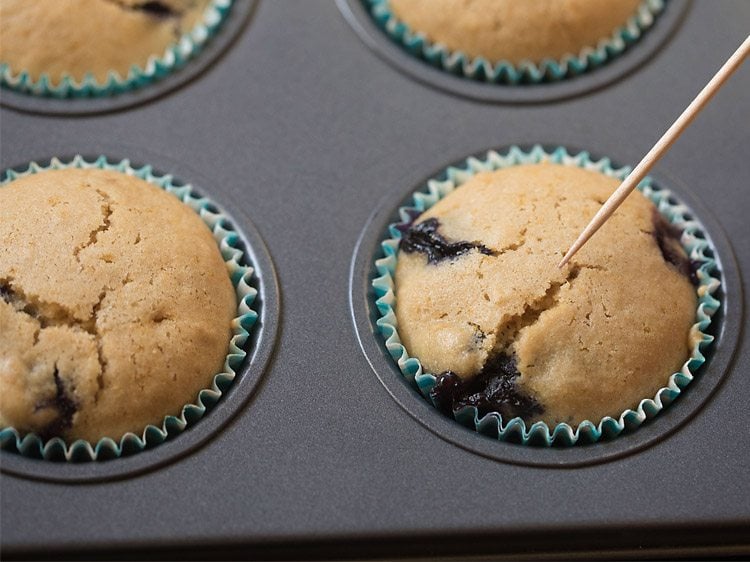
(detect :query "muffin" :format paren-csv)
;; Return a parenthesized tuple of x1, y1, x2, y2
(394, 163, 697, 427)
(388, 0, 642, 65)
(0, 0, 211, 87)
(0, 168, 237, 443)
(368, 0, 662, 84)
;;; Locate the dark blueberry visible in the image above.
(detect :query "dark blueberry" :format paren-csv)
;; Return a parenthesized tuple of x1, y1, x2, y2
(0, 283, 11, 303)
(652, 210, 696, 284)
(38, 368, 77, 441)
(395, 209, 424, 235)
(136, 1, 177, 17)
(460, 353, 543, 420)
(400, 218, 493, 264)
(429, 353, 543, 422)
(430, 371, 463, 415)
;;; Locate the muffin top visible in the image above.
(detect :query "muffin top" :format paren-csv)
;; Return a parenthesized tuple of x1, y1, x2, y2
(0, 0, 210, 85)
(395, 163, 696, 426)
(0, 168, 236, 442)
(388, 0, 642, 65)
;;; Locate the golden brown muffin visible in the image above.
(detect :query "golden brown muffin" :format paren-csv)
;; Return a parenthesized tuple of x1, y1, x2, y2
(0, 0, 210, 85)
(0, 168, 236, 442)
(395, 163, 696, 425)
(388, 0, 642, 64)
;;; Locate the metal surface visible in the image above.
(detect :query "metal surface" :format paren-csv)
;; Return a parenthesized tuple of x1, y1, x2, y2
(1, 0, 749, 559)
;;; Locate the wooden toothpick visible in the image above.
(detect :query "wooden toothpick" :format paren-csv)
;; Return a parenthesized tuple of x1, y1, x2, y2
(558, 34, 750, 268)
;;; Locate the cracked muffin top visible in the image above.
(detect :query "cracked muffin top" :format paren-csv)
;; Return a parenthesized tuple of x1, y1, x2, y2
(0, 168, 236, 442)
(0, 0, 210, 85)
(388, 0, 642, 65)
(395, 163, 697, 426)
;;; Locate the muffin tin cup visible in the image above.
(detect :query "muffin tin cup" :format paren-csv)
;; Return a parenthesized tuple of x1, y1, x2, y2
(363, 0, 664, 84)
(0, 0, 233, 99)
(0, 154, 259, 463)
(371, 145, 721, 447)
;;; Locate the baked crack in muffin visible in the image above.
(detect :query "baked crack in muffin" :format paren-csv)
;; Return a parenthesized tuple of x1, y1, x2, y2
(0, 168, 236, 443)
(0, 0, 210, 86)
(394, 163, 697, 426)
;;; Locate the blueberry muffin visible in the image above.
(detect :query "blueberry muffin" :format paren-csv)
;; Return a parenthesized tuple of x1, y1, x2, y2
(0, 0, 210, 86)
(388, 0, 642, 65)
(0, 168, 236, 443)
(395, 163, 696, 426)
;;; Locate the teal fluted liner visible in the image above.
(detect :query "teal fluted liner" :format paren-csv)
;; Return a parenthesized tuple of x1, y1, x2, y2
(372, 145, 720, 446)
(0, 155, 258, 461)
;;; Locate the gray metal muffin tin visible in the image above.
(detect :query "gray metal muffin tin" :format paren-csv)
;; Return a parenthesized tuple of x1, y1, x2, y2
(1, 0, 749, 559)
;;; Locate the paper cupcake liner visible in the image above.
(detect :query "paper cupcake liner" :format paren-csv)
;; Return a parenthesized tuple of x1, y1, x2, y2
(0, 155, 258, 461)
(373, 145, 721, 447)
(0, 0, 232, 98)
(366, 0, 664, 84)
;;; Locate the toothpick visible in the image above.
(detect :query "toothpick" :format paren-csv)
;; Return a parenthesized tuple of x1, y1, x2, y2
(559, 34, 750, 268)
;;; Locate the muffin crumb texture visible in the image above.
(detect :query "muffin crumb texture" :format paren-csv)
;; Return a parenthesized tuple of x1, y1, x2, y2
(395, 163, 697, 426)
(388, 0, 642, 64)
(0, 0, 210, 85)
(0, 169, 236, 442)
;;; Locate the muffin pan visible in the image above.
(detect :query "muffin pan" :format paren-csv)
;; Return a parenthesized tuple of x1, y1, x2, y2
(2, 0, 749, 559)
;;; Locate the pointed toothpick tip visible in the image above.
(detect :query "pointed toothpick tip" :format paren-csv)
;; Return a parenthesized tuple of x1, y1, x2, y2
(555, 34, 749, 265)
(558, 245, 576, 268)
